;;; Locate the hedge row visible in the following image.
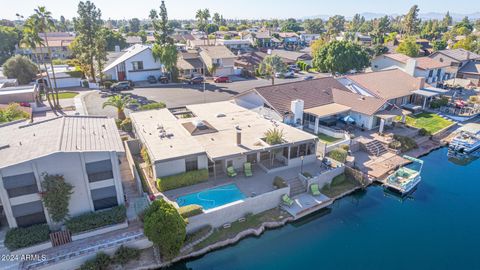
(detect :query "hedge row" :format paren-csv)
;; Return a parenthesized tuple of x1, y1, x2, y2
(178, 204, 203, 218)
(5, 224, 50, 251)
(156, 169, 209, 191)
(65, 205, 126, 234)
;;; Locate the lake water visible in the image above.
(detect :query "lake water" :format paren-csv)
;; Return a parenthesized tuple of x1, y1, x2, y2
(169, 148, 480, 270)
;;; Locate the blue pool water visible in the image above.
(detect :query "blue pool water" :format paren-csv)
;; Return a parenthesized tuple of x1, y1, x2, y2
(168, 148, 480, 270)
(176, 184, 246, 210)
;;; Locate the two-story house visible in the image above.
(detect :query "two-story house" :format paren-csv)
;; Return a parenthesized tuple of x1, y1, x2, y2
(429, 48, 480, 80)
(198, 45, 237, 76)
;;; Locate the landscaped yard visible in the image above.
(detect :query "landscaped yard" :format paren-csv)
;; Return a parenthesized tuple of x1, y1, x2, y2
(320, 173, 361, 198)
(400, 112, 454, 135)
(56, 91, 79, 99)
(193, 208, 286, 251)
(318, 133, 341, 144)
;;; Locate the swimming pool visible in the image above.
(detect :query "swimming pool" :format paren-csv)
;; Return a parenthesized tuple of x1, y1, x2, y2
(176, 184, 246, 210)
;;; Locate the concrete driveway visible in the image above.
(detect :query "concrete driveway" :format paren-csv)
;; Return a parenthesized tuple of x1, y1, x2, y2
(84, 76, 305, 117)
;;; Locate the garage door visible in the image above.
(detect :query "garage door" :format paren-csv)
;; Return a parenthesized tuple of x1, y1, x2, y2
(215, 67, 233, 77)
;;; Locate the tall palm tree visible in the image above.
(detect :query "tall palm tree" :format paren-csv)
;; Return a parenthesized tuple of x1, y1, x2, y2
(102, 95, 137, 120)
(32, 6, 59, 107)
(22, 18, 56, 113)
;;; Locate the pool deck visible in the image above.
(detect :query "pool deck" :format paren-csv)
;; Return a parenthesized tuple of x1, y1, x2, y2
(161, 161, 325, 205)
(282, 193, 333, 220)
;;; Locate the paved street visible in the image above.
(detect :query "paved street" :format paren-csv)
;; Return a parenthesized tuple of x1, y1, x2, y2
(84, 76, 305, 117)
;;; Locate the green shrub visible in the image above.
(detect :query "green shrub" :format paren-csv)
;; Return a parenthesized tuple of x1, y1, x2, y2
(65, 205, 126, 234)
(138, 102, 166, 111)
(81, 80, 89, 88)
(0, 103, 30, 124)
(178, 204, 203, 218)
(114, 245, 140, 266)
(156, 169, 209, 191)
(328, 148, 348, 163)
(340, 144, 350, 151)
(80, 252, 111, 270)
(418, 128, 431, 136)
(4, 224, 50, 251)
(103, 81, 113, 89)
(120, 118, 132, 132)
(273, 176, 288, 189)
(65, 70, 83, 78)
(52, 58, 67, 65)
(429, 96, 449, 109)
(392, 135, 418, 153)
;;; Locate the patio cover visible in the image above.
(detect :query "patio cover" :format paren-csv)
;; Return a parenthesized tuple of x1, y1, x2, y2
(412, 87, 448, 97)
(304, 103, 350, 118)
(375, 108, 410, 119)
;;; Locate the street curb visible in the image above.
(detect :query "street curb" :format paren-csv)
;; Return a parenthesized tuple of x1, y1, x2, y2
(75, 90, 95, 116)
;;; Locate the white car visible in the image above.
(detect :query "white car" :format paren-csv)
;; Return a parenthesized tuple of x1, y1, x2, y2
(275, 71, 295, 78)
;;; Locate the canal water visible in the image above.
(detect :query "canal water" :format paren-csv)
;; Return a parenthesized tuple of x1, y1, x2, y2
(169, 148, 480, 270)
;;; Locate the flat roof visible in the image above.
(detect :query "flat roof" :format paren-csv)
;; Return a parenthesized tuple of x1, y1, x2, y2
(130, 101, 317, 162)
(0, 85, 35, 96)
(304, 103, 351, 118)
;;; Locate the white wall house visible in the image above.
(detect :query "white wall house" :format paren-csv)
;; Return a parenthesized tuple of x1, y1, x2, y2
(371, 53, 449, 87)
(103, 44, 163, 82)
(0, 116, 125, 229)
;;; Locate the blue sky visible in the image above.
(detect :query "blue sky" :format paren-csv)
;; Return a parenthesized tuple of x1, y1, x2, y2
(2, 0, 479, 20)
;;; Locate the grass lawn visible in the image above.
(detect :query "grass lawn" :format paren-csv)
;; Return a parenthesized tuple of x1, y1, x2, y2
(320, 173, 361, 198)
(318, 133, 341, 144)
(55, 91, 79, 99)
(193, 208, 285, 251)
(402, 112, 453, 134)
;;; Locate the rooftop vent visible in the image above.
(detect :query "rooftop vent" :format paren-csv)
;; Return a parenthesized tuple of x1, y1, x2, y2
(216, 113, 226, 118)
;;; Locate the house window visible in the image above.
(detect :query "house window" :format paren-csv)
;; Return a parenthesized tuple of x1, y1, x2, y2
(428, 70, 433, 77)
(86, 160, 114, 183)
(132, 61, 144, 71)
(226, 160, 233, 167)
(3, 172, 38, 198)
(11, 201, 46, 227)
(91, 186, 118, 211)
(298, 144, 307, 156)
(185, 157, 198, 172)
(290, 145, 299, 159)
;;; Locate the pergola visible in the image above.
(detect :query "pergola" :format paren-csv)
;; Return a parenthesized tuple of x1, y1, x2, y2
(303, 103, 351, 133)
(411, 87, 449, 109)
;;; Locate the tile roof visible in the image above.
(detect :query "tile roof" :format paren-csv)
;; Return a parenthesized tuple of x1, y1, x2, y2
(435, 48, 480, 62)
(332, 89, 386, 115)
(271, 49, 311, 61)
(459, 61, 480, 75)
(345, 69, 422, 100)
(383, 53, 448, 70)
(199, 45, 236, 59)
(253, 77, 350, 115)
(0, 116, 124, 169)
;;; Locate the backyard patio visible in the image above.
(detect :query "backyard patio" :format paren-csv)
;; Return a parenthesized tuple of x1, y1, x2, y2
(398, 112, 454, 135)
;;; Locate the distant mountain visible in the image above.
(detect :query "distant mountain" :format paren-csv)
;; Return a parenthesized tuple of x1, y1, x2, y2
(302, 12, 480, 21)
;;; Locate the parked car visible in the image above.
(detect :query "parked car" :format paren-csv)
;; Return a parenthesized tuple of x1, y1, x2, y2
(188, 76, 204, 84)
(147, 75, 157, 84)
(214, 76, 230, 83)
(288, 65, 301, 73)
(111, 81, 132, 91)
(158, 76, 169, 84)
(303, 75, 314, 80)
(275, 71, 295, 78)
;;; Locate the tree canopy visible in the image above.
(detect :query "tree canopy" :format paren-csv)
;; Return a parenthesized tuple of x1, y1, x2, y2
(143, 199, 186, 260)
(0, 26, 19, 65)
(2, 55, 38, 84)
(258, 55, 286, 85)
(396, 36, 421, 57)
(40, 173, 74, 223)
(303, 19, 324, 34)
(312, 40, 370, 74)
(326, 15, 346, 37)
(280, 18, 302, 32)
(402, 5, 421, 35)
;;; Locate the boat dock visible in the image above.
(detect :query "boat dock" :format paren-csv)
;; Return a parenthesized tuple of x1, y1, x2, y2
(281, 193, 333, 220)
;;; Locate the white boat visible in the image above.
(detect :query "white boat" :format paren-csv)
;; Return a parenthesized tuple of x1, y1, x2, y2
(449, 131, 480, 154)
(383, 156, 424, 195)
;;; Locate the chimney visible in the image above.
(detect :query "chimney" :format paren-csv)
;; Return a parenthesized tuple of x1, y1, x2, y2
(290, 99, 304, 125)
(418, 77, 426, 89)
(236, 129, 242, 145)
(114, 45, 120, 52)
(405, 58, 417, 76)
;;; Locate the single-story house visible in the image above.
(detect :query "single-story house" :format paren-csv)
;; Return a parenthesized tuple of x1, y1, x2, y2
(216, 39, 251, 52)
(103, 44, 163, 82)
(270, 49, 312, 65)
(0, 85, 37, 104)
(198, 45, 237, 76)
(177, 51, 205, 78)
(371, 53, 450, 86)
(130, 101, 318, 179)
(0, 115, 125, 229)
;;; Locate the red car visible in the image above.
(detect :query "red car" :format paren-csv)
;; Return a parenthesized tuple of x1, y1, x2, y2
(214, 76, 230, 83)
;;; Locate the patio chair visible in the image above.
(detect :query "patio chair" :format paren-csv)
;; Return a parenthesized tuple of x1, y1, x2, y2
(310, 184, 321, 196)
(227, 166, 237, 177)
(244, 162, 253, 177)
(282, 194, 294, 207)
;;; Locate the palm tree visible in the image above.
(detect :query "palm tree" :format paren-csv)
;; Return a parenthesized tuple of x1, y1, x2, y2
(32, 6, 59, 107)
(259, 55, 287, 85)
(22, 18, 56, 112)
(102, 95, 137, 120)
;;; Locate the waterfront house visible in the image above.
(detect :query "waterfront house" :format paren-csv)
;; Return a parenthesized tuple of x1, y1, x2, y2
(0, 116, 125, 229)
(371, 53, 450, 86)
(103, 44, 163, 82)
(429, 48, 480, 81)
